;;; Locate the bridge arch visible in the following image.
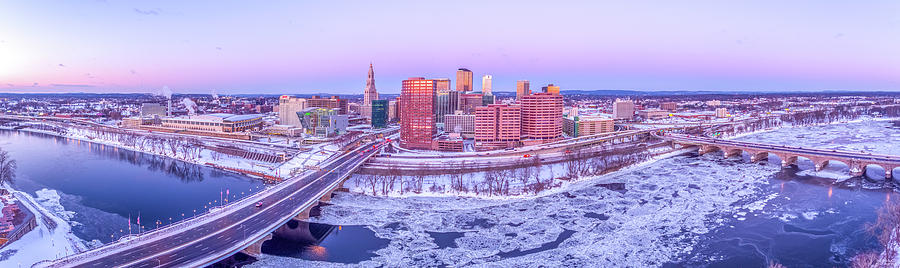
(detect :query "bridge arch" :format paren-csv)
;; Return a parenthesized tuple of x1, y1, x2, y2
(773, 154, 799, 167)
(698, 144, 721, 155)
(863, 164, 890, 180)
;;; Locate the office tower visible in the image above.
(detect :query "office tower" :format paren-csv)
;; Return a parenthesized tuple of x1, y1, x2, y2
(400, 77, 436, 149)
(278, 95, 307, 127)
(433, 78, 455, 124)
(460, 93, 484, 114)
(371, 100, 388, 128)
(475, 104, 521, 150)
(444, 111, 476, 136)
(613, 99, 635, 120)
(435, 90, 459, 124)
(388, 100, 398, 122)
(482, 94, 495, 106)
(541, 83, 560, 94)
(435, 78, 451, 94)
(361, 63, 379, 118)
(456, 68, 473, 92)
(521, 93, 564, 142)
(516, 80, 531, 101)
(481, 75, 492, 95)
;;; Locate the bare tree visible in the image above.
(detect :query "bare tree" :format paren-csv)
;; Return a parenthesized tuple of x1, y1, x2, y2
(0, 149, 17, 185)
(857, 198, 900, 266)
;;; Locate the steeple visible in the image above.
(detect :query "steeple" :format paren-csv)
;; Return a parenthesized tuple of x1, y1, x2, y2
(364, 63, 378, 105)
(362, 63, 379, 118)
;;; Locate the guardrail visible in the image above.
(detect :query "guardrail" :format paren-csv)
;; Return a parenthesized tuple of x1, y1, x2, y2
(35, 138, 379, 267)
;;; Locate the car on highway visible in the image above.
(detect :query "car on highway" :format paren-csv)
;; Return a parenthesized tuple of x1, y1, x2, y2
(255, 201, 264, 208)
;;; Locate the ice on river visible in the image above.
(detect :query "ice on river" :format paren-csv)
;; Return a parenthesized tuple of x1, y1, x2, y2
(252, 153, 778, 267)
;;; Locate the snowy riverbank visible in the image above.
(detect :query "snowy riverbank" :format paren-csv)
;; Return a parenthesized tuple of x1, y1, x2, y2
(0, 183, 92, 267)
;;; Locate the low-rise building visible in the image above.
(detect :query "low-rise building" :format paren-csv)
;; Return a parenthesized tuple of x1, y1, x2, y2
(563, 116, 615, 137)
(637, 109, 669, 120)
(161, 113, 264, 132)
(298, 108, 348, 137)
(716, 107, 729, 118)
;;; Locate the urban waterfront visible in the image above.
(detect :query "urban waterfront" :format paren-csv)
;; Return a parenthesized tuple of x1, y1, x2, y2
(0, 130, 264, 244)
(249, 121, 898, 267)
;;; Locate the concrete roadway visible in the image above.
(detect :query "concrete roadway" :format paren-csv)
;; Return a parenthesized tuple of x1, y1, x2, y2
(42, 141, 384, 267)
(667, 134, 900, 163)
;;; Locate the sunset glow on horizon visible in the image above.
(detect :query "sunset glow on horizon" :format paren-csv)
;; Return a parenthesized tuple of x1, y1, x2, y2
(1, 1, 898, 94)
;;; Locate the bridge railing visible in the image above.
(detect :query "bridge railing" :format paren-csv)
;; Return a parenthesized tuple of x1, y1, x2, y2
(36, 141, 376, 267)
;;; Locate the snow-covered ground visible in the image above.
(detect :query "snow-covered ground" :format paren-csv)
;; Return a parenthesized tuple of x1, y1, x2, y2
(0, 185, 89, 267)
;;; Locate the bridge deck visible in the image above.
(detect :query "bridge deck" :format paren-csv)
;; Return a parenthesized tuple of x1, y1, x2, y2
(37, 141, 383, 267)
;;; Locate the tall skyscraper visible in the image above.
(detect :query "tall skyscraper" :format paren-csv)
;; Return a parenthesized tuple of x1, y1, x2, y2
(516, 80, 531, 101)
(435, 78, 451, 94)
(361, 63, 379, 118)
(435, 91, 459, 124)
(541, 83, 560, 94)
(613, 99, 635, 120)
(481, 75, 492, 95)
(434, 78, 455, 124)
(521, 92, 564, 142)
(400, 77, 436, 149)
(456, 68, 473, 92)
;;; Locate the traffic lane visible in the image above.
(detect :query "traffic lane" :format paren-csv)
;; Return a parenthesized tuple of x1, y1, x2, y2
(115, 151, 371, 267)
(75, 153, 363, 267)
(64, 145, 376, 267)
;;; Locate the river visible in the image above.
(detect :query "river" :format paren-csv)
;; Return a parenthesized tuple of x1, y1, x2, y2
(250, 120, 898, 267)
(0, 130, 264, 244)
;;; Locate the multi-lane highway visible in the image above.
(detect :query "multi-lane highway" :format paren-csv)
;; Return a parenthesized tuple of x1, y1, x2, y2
(36, 139, 386, 268)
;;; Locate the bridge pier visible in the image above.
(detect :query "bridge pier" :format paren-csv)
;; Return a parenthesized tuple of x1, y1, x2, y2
(814, 160, 829, 172)
(723, 149, 741, 158)
(779, 155, 798, 168)
(886, 168, 893, 180)
(849, 164, 866, 177)
(294, 208, 310, 221)
(698, 145, 719, 155)
(240, 233, 272, 258)
(750, 152, 768, 163)
(319, 190, 334, 202)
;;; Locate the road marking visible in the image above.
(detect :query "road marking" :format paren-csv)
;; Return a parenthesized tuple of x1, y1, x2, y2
(112, 149, 377, 267)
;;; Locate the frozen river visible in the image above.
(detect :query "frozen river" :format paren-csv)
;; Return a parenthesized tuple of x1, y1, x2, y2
(249, 120, 896, 267)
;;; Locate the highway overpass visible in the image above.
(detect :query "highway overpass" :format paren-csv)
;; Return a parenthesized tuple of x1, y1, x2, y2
(35, 139, 387, 267)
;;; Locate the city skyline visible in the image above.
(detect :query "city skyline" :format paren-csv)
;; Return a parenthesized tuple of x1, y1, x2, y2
(1, 1, 899, 94)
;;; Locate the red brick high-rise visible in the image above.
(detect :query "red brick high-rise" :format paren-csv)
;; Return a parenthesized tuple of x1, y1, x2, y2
(521, 92, 563, 143)
(400, 77, 436, 149)
(475, 104, 521, 150)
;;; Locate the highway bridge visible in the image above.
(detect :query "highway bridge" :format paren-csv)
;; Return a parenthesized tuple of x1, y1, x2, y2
(660, 133, 900, 179)
(34, 139, 387, 267)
